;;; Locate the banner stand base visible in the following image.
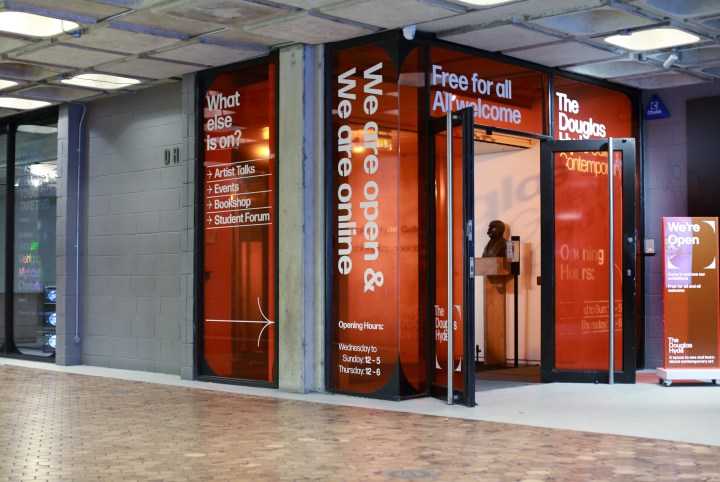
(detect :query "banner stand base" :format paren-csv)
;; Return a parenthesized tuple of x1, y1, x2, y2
(656, 368, 720, 387)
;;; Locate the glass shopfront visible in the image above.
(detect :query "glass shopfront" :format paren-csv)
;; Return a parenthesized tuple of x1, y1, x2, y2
(0, 109, 59, 358)
(327, 34, 640, 402)
(196, 57, 278, 385)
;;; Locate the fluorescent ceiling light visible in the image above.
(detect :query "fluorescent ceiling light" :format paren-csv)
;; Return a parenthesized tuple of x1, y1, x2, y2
(0, 97, 51, 110)
(0, 80, 18, 90)
(61, 73, 141, 90)
(0, 12, 79, 38)
(18, 125, 58, 134)
(605, 27, 700, 51)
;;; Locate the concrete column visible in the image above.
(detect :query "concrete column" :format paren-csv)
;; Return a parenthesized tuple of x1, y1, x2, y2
(180, 73, 197, 380)
(278, 45, 324, 393)
(55, 103, 85, 365)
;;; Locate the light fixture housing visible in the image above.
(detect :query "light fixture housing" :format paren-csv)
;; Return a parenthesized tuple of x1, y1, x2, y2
(61, 73, 141, 90)
(605, 27, 700, 51)
(0, 97, 51, 110)
(0, 11, 79, 38)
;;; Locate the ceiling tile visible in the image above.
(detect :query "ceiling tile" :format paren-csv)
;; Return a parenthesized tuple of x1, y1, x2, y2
(702, 65, 720, 77)
(272, 0, 340, 8)
(13, 45, 125, 69)
(0, 61, 60, 81)
(638, 0, 720, 18)
(419, 0, 606, 33)
(109, 11, 225, 40)
(533, 7, 654, 35)
(614, 71, 709, 89)
(507, 41, 618, 67)
(322, 0, 458, 29)
(149, 42, 268, 67)
(93, 0, 169, 8)
(5, 0, 128, 23)
(199, 29, 287, 47)
(17, 84, 102, 101)
(0, 36, 31, 54)
(62, 28, 181, 55)
(440, 24, 561, 52)
(699, 16, 720, 33)
(247, 11, 375, 44)
(565, 59, 662, 78)
(99, 58, 204, 79)
(157, 0, 293, 26)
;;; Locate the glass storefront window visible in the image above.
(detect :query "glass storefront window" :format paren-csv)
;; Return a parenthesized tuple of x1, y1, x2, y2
(199, 60, 277, 383)
(13, 123, 58, 357)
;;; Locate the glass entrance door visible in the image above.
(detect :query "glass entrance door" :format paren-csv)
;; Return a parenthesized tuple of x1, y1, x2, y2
(540, 138, 636, 383)
(429, 107, 475, 406)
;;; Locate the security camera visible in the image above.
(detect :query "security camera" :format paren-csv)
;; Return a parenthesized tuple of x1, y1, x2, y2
(402, 25, 416, 41)
(663, 53, 679, 69)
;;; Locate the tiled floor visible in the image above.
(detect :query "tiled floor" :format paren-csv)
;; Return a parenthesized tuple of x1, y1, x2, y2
(1, 363, 720, 481)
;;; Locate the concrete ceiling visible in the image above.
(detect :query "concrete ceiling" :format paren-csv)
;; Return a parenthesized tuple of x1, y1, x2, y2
(0, 0, 719, 114)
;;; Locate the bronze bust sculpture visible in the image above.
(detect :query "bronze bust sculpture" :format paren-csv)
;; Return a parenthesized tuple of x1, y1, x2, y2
(482, 220, 506, 257)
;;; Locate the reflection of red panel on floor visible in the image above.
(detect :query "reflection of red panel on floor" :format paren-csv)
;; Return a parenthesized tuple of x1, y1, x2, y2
(475, 365, 541, 383)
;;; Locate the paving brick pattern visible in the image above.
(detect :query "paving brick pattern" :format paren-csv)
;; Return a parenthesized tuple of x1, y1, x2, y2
(1, 365, 719, 481)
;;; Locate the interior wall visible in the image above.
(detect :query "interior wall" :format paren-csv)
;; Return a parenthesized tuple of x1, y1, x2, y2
(474, 142, 541, 364)
(642, 81, 720, 369)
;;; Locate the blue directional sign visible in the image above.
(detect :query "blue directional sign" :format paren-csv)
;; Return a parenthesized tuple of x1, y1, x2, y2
(644, 94, 670, 119)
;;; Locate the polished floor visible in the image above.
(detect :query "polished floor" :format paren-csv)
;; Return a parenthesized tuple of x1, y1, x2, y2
(1, 359, 720, 481)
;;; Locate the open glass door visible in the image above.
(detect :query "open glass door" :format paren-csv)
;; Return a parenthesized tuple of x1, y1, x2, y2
(429, 107, 475, 405)
(540, 138, 636, 383)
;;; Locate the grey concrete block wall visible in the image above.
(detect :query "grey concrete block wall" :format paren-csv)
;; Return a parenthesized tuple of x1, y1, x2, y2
(80, 83, 192, 375)
(642, 81, 720, 369)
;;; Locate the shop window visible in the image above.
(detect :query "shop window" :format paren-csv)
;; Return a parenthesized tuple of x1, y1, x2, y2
(198, 59, 277, 384)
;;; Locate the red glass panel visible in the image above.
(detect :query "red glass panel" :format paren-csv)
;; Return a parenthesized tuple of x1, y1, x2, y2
(202, 61, 276, 382)
(554, 149, 622, 370)
(553, 77, 632, 140)
(434, 126, 466, 392)
(398, 48, 427, 392)
(330, 44, 400, 394)
(429, 47, 547, 135)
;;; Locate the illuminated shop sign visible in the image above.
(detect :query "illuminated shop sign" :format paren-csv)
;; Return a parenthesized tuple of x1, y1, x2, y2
(662, 217, 719, 369)
(200, 60, 276, 383)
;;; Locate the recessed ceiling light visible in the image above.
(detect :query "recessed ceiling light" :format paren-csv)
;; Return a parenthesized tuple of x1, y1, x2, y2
(605, 27, 700, 51)
(61, 73, 141, 90)
(0, 97, 51, 110)
(0, 11, 79, 38)
(0, 79, 18, 90)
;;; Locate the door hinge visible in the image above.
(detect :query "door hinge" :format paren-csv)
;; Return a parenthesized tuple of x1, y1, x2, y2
(469, 256, 475, 278)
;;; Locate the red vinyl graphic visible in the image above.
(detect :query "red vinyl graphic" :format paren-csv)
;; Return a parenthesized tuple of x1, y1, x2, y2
(202, 61, 276, 382)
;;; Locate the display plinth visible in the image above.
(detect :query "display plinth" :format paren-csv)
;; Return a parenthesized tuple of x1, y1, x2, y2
(476, 258, 511, 366)
(656, 368, 720, 387)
